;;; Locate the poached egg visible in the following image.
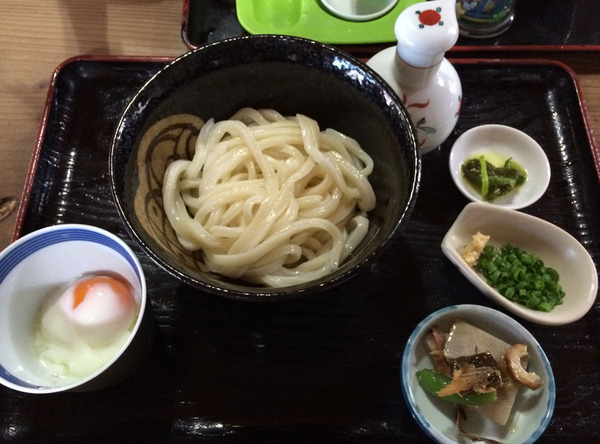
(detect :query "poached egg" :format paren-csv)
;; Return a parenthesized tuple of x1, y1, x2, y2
(34, 275, 138, 384)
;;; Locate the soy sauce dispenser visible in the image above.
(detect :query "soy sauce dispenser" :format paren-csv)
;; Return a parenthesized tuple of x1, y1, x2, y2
(368, 0, 461, 154)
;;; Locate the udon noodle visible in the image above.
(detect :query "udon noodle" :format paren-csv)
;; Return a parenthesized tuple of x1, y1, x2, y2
(162, 108, 376, 287)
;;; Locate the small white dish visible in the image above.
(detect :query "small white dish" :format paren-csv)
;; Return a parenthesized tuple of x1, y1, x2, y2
(320, 0, 399, 22)
(401, 304, 555, 444)
(449, 124, 551, 210)
(442, 202, 598, 325)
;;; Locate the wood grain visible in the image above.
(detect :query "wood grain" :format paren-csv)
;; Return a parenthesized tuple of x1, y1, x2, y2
(0, 0, 186, 248)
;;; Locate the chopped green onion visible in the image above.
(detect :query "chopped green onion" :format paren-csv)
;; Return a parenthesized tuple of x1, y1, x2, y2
(474, 243, 564, 312)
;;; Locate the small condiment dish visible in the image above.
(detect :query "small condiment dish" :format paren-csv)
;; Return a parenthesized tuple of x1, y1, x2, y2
(320, 0, 399, 22)
(0, 224, 152, 394)
(442, 202, 598, 325)
(401, 304, 555, 444)
(449, 124, 551, 210)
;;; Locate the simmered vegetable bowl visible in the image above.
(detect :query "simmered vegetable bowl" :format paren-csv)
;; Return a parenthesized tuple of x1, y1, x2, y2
(401, 305, 555, 444)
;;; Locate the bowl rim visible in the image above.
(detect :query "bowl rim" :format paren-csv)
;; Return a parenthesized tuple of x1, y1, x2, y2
(448, 124, 551, 210)
(109, 34, 421, 300)
(401, 304, 556, 444)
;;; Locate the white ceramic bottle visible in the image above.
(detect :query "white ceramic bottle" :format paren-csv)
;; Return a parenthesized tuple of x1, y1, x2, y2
(368, 0, 462, 154)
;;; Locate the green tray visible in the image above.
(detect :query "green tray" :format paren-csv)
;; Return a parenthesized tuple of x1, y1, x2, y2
(236, 0, 420, 45)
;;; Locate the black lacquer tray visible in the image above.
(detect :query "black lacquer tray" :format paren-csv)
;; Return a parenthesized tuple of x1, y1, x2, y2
(5, 56, 600, 442)
(181, 0, 600, 51)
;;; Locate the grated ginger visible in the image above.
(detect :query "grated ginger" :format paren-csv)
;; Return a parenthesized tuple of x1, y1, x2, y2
(460, 232, 490, 267)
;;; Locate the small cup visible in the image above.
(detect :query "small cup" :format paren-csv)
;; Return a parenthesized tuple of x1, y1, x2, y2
(0, 224, 151, 394)
(455, 0, 517, 38)
(321, 0, 399, 22)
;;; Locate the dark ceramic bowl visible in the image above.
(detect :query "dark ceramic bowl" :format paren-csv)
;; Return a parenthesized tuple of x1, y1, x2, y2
(110, 35, 420, 301)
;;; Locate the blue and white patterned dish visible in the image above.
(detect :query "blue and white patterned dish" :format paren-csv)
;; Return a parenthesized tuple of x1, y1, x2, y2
(0, 224, 149, 394)
(401, 304, 555, 443)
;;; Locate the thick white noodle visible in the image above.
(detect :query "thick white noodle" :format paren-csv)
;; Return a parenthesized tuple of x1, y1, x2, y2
(162, 108, 376, 287)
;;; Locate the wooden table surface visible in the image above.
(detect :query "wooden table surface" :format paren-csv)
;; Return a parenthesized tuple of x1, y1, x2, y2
(0, 0, 598, 252)
(0, 0, 187, 249)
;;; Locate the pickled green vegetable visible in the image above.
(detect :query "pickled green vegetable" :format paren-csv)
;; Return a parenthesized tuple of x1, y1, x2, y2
(416, 368, 498, 406)
(461, 155, 527, 201)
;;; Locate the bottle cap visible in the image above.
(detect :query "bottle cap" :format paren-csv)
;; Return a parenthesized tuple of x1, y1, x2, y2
(395, 0, 459, 68)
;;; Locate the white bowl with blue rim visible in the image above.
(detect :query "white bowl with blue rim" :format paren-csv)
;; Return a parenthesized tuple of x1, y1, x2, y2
(0, 224, 151, 394)
(401, 304, 555, 443)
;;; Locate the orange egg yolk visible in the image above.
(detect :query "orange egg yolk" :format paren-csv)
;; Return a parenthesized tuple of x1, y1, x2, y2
(73, 276, 133, 309)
